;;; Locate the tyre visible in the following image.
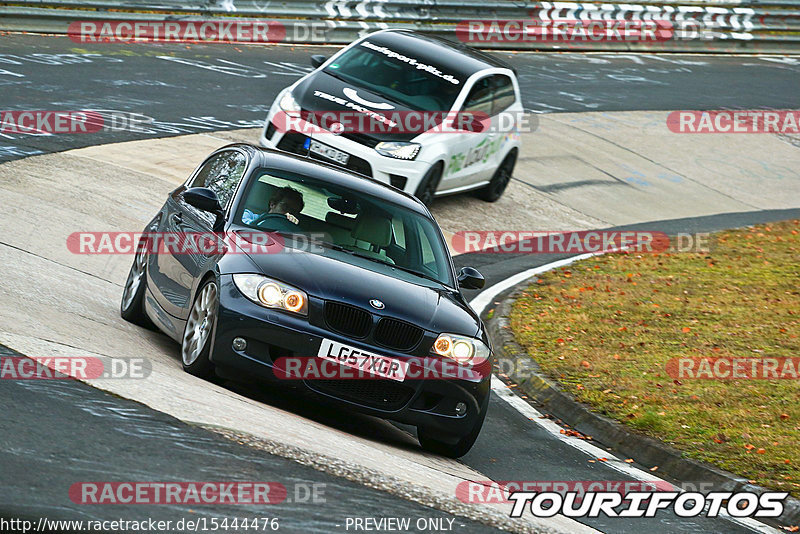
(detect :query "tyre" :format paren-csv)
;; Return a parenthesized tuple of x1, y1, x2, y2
(417, 406, 487, 458)
(181, 279, 218, 378)
(120, 237, 153, 328)
(413, 163, 443, 207)
(477, 151, 516, 202)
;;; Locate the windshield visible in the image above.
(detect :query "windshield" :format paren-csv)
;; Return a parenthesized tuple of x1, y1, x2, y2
(323, 41, 463, 112)
(234, 168, 454, 286)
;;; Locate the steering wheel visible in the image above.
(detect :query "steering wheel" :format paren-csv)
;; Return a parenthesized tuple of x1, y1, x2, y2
(252, 212, 295, 227)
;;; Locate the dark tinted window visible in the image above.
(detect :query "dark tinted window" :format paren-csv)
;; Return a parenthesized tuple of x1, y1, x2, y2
(462, 77, 493, 115)
(462, 75, 516, 117)
(189, 150, 248, 208)
(492, 75, 516, 115)
(235, 169, 454, 286)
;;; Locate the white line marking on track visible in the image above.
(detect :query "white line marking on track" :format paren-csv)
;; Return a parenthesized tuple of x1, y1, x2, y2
(471, 255, 782, 534)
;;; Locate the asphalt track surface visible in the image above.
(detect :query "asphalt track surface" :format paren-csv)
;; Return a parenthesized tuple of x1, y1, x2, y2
(0, 342, 506, 534)
(1, 34, 799, 533)
(2, 35, 800, 161)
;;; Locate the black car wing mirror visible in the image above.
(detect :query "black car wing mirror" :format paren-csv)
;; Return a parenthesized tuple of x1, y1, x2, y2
(311, 54, 328, 69)
(458, 266, 485, 290)
(183, 187, 224, 231)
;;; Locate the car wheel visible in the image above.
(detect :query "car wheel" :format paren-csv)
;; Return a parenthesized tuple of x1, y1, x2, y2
(477, 151, 516, 202)
(414, 163, 443, 207)
(181, 279, 218, 378)
(417, 407, 487, 458)
(120, 238, 153, 328)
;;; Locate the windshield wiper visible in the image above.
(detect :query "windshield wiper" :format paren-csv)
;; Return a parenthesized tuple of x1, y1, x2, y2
(323, 69, 347, 83)
(387, 263, 444, 285)
(320, 242, 391, 265)
(323, 70, 407, 109)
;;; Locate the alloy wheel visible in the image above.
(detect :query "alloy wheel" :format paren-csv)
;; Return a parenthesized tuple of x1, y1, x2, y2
(182, 282, 218, 366)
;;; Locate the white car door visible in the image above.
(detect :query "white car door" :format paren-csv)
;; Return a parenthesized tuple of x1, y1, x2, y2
(483, 73, 521, 172)
(438, 75, 495, 191)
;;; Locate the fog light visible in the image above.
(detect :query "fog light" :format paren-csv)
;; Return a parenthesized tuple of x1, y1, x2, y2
(232, 337, 247, 351)
(455, 402, 467, 416)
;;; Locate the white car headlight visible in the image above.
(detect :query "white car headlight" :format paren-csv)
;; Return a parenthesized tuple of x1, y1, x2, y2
(375, 141, 420, 160)
(432, 333, 490, 365)
(233, 274, 308, 315)
(279, 91, 301, 117)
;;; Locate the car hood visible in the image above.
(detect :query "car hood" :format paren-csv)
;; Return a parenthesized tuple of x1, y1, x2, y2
(237, 234, 478, 337)
(292, 71, 425, 143)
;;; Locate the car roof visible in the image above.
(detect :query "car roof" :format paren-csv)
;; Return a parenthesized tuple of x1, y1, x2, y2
(363, 30, 516, 80)
(229, 143, 432, 217)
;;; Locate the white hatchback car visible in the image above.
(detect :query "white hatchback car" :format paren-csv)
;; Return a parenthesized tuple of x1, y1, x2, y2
(260, 29, 523, 205)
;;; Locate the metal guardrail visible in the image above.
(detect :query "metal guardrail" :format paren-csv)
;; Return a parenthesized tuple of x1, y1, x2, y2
(1, 0, 799, 53)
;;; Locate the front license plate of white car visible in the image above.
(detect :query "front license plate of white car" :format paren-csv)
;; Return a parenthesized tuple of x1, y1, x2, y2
(306, 138, 350, 166)
(317, 339, 408, 382)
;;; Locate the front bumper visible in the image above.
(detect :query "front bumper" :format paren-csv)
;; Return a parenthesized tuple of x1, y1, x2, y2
(259, 106, 433, 195)
(211, 275, 491, 440)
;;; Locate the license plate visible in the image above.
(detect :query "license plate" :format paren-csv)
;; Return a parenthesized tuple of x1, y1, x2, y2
(305, 138, 350, 166)
(317, 339, 408, 382)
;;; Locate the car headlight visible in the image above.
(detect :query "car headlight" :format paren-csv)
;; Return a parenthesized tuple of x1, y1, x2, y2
(279, 91, 301, 117)
(432, 333, 490, 365)
(375, 141, 420, 160)
(232, 274, 308, 316)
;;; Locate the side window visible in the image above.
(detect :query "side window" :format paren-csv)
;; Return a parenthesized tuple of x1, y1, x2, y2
(492, 75, 516, 115)
(189, 150, 248, 208)
(461, 77, 493, 116)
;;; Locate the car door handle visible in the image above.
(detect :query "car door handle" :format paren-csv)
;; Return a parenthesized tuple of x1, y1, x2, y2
(171, 212, 183, 224)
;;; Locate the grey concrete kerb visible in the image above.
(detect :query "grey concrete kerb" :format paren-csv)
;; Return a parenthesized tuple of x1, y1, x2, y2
(486, 277, 800, 528)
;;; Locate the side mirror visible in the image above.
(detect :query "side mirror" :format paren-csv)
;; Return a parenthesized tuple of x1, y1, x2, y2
(183, 187, 222, 213)
(183, 187, 225, 231)
(311, 54, 328, 69)
(458, 266, 485, 290)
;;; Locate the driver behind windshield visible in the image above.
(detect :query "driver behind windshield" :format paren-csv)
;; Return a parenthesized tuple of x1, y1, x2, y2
(242, 186, 304, 232)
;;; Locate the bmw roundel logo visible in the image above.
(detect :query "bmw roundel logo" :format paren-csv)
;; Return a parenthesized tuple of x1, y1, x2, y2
(330, 122, 344, 135)
(369, 299, 385, 310)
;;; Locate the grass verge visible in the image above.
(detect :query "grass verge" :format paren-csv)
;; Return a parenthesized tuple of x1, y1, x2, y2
(509, 220, 800, 497)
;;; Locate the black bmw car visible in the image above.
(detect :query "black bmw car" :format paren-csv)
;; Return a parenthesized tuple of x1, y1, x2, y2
(121, 144, 492, 457)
